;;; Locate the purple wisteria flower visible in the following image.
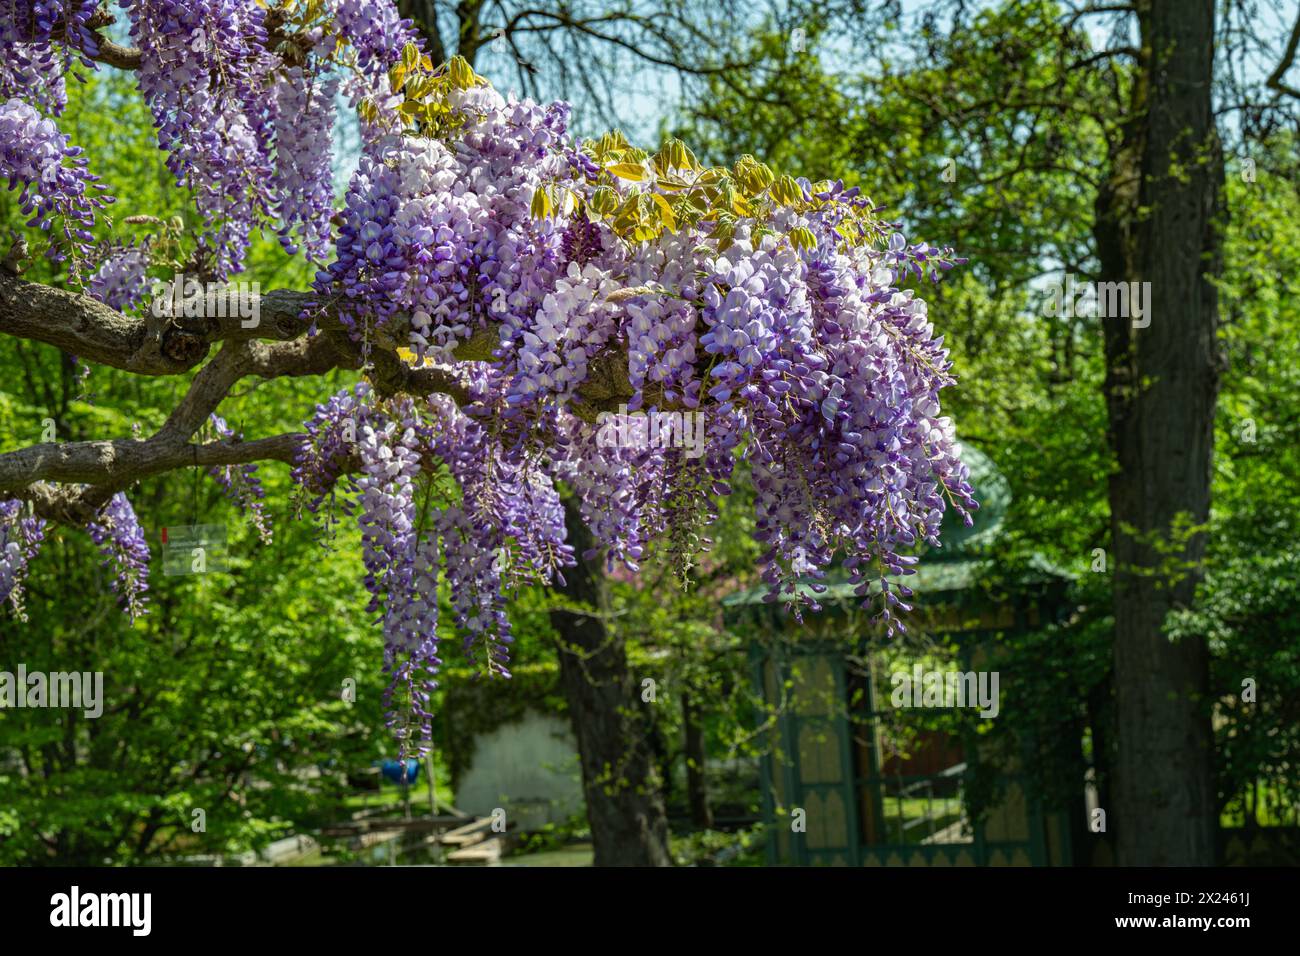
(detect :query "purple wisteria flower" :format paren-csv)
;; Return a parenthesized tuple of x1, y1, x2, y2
(0, 95, 111, 264)
(272, 66, 338, 260)
(85, 241, 150, 310)
(298, 49, 974, 687)
(123, 0, 278, 278)
(0, 497, 46, 621)
(207, 414, 272, 544)
(0, 0, 101, 115)
(2, 0, 973, 760)
(86, 491, 149, 621)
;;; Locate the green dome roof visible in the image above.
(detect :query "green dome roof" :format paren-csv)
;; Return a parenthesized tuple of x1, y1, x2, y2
(930, 444, 1010, 559)
(722, 444, 1023, 610)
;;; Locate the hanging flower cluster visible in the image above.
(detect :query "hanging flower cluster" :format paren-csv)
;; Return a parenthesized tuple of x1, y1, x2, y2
(0, 95, 111, 265)
(288, 43, 974, 750)
(0, 497, 46, 621)
(207, 414, 272, 544)
(2, 2, 974, 759)
(271, 66, 338, 260)
(85, 240, 151, 309)
(85, 491, 150, 621)
(296, 370, 572, 755)
(2, 1, 359, 275)
(0, 0, 100, 115)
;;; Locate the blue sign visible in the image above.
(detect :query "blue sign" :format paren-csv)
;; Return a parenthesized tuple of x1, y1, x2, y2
(380, 758, 421, 785)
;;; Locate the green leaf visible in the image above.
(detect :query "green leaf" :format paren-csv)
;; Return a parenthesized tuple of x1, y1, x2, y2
(770, 175, 804, 206)
(448, 55, 477, 88)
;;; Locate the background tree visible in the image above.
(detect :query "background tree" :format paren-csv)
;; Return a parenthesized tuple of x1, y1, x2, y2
(677, 0, 1300, 864)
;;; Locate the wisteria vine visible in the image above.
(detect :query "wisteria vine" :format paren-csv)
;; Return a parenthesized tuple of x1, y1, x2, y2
(2, 1, 975, 761)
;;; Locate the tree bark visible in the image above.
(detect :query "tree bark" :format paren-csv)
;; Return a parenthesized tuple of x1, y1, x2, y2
(549, 496, 672, 866)
(397, 0, 448, 64)
(682, 693, 714, 829)
(1093, 0, 1222, 866)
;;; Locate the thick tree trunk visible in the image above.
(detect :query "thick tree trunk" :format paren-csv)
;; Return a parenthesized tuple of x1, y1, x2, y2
(1093, 0, 1222, 866)
(400, 0, 488, 67)
(682, 693, 714, 829)
(550, 497, 672, 866)
(1084, 673, 1114, 864)
(396, 0, 446, 63)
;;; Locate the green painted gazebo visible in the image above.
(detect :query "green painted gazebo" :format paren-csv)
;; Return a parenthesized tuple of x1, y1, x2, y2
(724, 447, 1075, 866)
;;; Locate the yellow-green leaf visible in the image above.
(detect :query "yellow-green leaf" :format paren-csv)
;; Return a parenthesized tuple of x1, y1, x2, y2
(607, 162, 646, 181)
(650, 192, 677, 231)
(770, 175, 804, 206)
(789, 226, 817, 250)
(612, 193, 643, 231)
(530, 187, 553, 220)
(590, 186, 618, 217)
(448, 55, 477, 88)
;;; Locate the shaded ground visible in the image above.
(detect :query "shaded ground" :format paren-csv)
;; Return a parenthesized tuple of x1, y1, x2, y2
(502, 842, 594, 866)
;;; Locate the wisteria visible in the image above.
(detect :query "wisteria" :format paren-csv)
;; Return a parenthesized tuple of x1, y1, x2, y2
(85, 491, 150, 621)
(0, 1, 429, 277)
(291, 361, 577, 755)
(1, 2, 975, 758)
(0, 95, 111, 265)
(422, 379, 571, 670)
(354, 408, 436, 750)
(293, 380, 373, 522)
(85, 240, 151, 310)
(207, 414, 272, 544)
(122, 0, 278, 278)
(307, 54, 974, 642)
(271, 66, 338, 260)
(314, 67, 573, 362)
(0, 497, 46, 621)
(0, 0, 100, 115)
(327, 0, 420, 132)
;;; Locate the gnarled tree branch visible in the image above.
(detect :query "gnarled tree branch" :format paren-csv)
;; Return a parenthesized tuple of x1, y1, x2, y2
(0, 274, 198, 375)
(0, 433, 302, 491)
(0, 275, 358, 375)
(0, 272, 611, 525)
(1266, 10, 1300, 101)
